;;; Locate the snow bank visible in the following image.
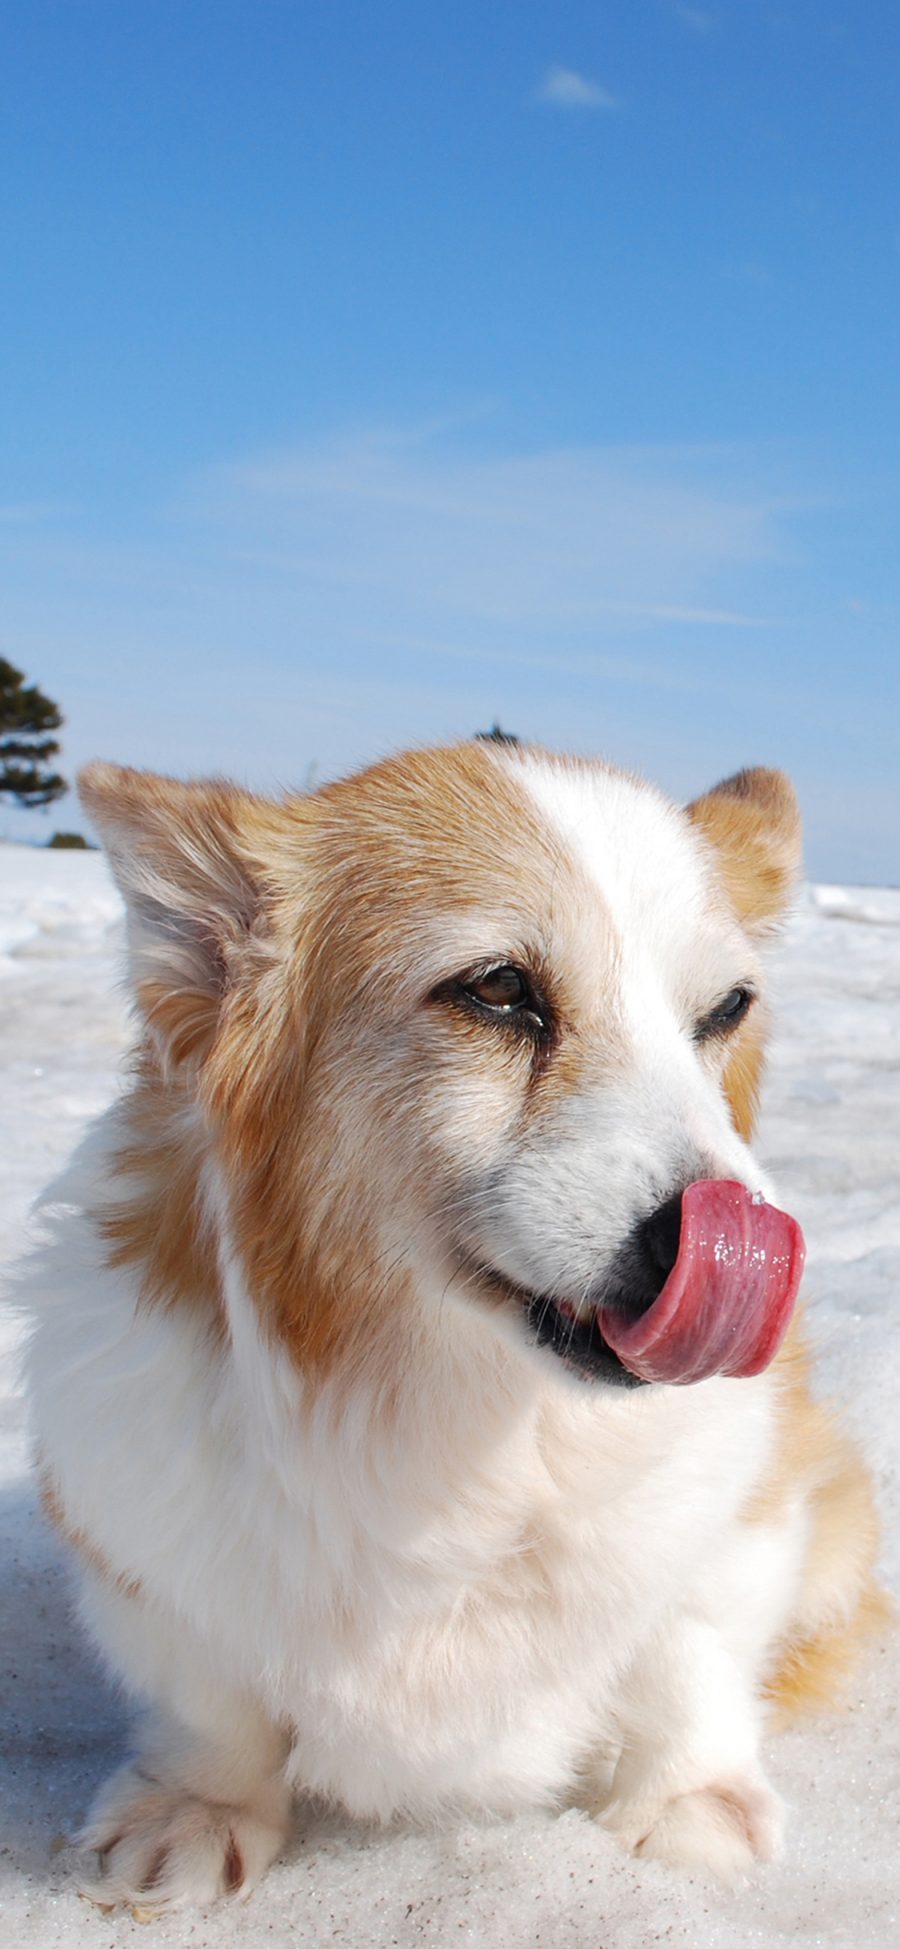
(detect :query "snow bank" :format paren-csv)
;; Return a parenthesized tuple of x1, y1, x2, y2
(0, 842, 123, 975)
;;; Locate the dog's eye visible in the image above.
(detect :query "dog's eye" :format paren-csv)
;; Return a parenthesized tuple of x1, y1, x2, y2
(431, 961, 550, 1037)
(448, 963, 548, 1033)
(466, 966, 530, 1012)
(695, 985, 755, 1041)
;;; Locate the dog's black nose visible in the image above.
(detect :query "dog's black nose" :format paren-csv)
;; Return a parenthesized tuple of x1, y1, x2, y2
(601, 1192, 685, 1322)
(637, 1191, 684, 1288)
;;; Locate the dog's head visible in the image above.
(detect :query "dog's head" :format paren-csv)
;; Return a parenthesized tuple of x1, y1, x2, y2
(81, 743, 802, 1390)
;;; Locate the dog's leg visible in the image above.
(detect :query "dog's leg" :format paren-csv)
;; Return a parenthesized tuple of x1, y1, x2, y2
(594, 1615, 783, 1879)
(76, 1582, 291, 1913)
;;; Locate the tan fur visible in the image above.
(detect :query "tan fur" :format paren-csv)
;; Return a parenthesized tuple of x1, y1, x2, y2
(721, 1018, 768, 1144)
(85, 744, 618, 1375)
(743, 1327, 888, 1718)
(686, 768, 886, 1714)
(208, 744, 563, 1372)
(687, 767, 803, 938)
(764, 1585, 891, 1723)
(98, 1054, 222, 1320)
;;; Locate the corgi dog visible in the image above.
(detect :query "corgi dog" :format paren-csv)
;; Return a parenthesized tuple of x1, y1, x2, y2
(21, 742, 882, 1914)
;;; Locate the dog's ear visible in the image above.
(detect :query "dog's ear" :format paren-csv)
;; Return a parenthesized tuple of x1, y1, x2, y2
(686, 767, 802, 937)
(79, 762, 294, 1072)
(687, 768, 801, 1140)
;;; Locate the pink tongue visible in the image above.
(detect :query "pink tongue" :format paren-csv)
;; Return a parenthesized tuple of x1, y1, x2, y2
(596, 1179, 805, 1386)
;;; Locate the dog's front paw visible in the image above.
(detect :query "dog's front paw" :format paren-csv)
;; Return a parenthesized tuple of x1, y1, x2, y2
(79, 1761, 290, 1914)
(600, 1772, 784, 1881)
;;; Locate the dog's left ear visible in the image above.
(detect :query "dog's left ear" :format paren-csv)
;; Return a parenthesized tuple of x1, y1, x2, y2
(686, 767, 802, 936)
(78, 762, 299, 1072)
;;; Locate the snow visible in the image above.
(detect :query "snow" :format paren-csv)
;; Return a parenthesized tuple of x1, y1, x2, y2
(1, 843, 898, 1948)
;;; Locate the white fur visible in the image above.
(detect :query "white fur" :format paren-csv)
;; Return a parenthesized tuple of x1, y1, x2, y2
(452, 753, 773, 1306)
(19, 750, 812, 1910)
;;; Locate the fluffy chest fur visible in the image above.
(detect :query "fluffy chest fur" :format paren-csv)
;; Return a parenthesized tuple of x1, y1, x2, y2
(28, 1127, 789, 1822)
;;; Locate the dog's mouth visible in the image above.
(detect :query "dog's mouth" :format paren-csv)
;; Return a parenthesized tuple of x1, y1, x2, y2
(459, 1180, 805, 1389)
(466, 1261, 642, 1386)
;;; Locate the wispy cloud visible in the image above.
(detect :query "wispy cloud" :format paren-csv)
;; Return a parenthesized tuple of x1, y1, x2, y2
(0, 422, 804, 833)
(194, 427, 789, 637)
(0, 501, 65, 527)
(724, 259, 774, 289)
(674, 5, 716, 31)
(535, 66, 618, 110)
(3, 420, 893, 879)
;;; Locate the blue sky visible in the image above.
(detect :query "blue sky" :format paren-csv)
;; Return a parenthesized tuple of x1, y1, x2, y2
(1, 0, 898, 880)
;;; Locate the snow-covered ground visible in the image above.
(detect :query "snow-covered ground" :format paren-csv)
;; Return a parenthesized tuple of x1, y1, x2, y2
(1, 843, 898, 1948)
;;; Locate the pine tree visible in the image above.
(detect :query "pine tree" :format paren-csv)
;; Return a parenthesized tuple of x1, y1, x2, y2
(0, 657, 67, 808)
(474, 722, 520, 746)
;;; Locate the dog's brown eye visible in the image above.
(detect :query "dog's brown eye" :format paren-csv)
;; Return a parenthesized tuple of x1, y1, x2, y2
(430, 961, 550, 1037)
(695, 985, 754, 1041)
(449, 963, 549, 1034)
(465, 965, 530, 1012)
